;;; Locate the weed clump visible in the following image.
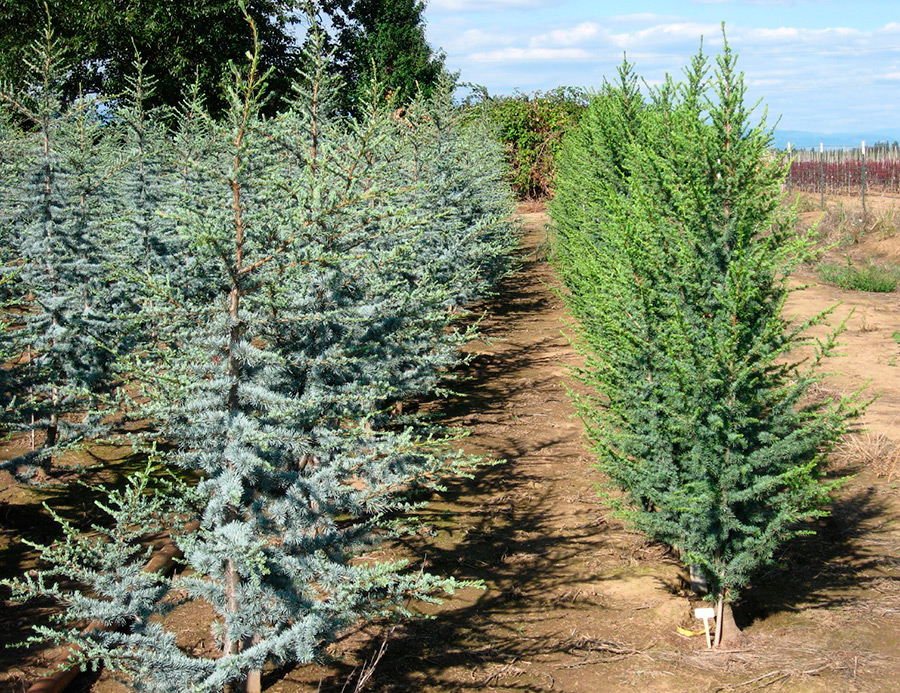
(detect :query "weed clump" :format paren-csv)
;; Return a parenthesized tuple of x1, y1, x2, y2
(818, 260, 900, 292)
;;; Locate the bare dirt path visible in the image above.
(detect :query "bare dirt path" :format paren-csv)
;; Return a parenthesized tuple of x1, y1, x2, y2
(291, 208, 900, 693)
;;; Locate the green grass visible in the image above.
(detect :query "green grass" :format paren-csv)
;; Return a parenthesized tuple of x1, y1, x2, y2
(818, 260, 900, 292)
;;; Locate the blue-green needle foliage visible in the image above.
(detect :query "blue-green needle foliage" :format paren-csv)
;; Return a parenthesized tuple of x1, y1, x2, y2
(551, 40, 861, 605)
(4, 18, 511, 693)
(388, 72, 518, 310)
(0, 99, 24, 431)
(0, 24, 124, 471)
(353, 71, 518, 416)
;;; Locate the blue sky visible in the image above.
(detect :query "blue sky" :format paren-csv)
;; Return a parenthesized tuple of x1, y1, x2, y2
(423, 0, 900, 142)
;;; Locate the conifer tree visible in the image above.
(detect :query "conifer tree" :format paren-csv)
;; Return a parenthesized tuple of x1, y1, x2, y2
(0, 97, 24, 431)
(0, 304, 17, 432)
(550, 59, 643, 302)
(551, 38, 859, 646)
(260, 55, 515, 424)
(0, 276, 19, 433)
(396, 72, 517, 306)
(106, 59, 172, 276)
(143, 31, 475, 689)
(102, 54, 214, 356)
(5, 17, 501, 691)
(0, 23, 122, 472)
(340, 71, 517, 417)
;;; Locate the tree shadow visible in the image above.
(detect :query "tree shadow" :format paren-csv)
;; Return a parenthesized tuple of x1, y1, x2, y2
(738, 478, 898, 628)
(294, 448, 628, 692)
(282, 217, 655, 691)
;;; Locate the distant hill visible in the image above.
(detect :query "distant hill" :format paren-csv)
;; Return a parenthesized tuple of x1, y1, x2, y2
(773, 129, 900, 151)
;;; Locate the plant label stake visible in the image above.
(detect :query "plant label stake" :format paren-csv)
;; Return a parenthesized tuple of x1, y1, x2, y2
(694, 607, 716, 649)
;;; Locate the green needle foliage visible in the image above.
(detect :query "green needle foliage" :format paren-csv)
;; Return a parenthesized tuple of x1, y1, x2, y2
(551, 38, 861, 633)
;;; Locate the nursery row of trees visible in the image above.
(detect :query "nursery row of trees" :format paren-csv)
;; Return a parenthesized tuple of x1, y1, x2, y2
(0, 11, 516, 692)
(550, 41, 860, 646)
(785, 144, 900, 196)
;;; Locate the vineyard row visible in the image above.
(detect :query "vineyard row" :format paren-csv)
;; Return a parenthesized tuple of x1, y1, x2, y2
(781, 146, 900, 195)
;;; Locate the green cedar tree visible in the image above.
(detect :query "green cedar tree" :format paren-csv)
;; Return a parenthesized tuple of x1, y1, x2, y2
(551, 38, 861, 646)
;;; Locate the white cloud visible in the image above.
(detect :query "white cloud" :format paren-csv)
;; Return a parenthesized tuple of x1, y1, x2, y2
(456, 28, 514, 49)
(531, 22, 602, 48)
(609, 14, 684, 24)
(429, 0, 557, 11)
(627, 22, 722, 45)
(747, 26, 802, 41)
(746, 25, 861, 43)
(469, 47, 592, 62)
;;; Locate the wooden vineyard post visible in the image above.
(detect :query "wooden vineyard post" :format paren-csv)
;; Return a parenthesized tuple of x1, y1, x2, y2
(861, 140, 867, 218)
(786, 142, 792, 194)
(819, 142, 825, 210)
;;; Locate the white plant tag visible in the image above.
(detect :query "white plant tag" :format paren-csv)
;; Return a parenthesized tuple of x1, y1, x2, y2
(694, 607, 716, 648)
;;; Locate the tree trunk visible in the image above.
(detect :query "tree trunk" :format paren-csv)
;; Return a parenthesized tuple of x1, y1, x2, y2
(221, 631, 261, 693)
(45, 411, 58, 448)
(223, 559, 242, 693)
(718, 601, 741, 647)
(246, 666, 261, 693)
(713, 590, 742, 648)
(245, 634, 261, 693)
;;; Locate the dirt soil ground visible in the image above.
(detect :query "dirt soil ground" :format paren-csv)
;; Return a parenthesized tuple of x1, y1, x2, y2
(3, 199, 900, 692)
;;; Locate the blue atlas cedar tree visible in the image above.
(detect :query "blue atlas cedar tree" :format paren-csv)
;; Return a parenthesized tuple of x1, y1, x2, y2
(393, 72, 518, 308)
(0, 21, 124, 476)
(0, 97, 25, 431)
(4, 12, 515, 693)
(104, 54, 221, 360)
(550, 35, 862, 647)
(106, 58, 177, 280)
(344, 70, 518, 419)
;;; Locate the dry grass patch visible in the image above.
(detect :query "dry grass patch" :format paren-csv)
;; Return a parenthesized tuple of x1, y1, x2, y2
(832, 431, 900, 478)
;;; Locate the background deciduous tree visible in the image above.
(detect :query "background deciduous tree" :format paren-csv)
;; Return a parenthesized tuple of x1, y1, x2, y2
(0, 0, 301, 115)
(314, 0, 444, 114)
